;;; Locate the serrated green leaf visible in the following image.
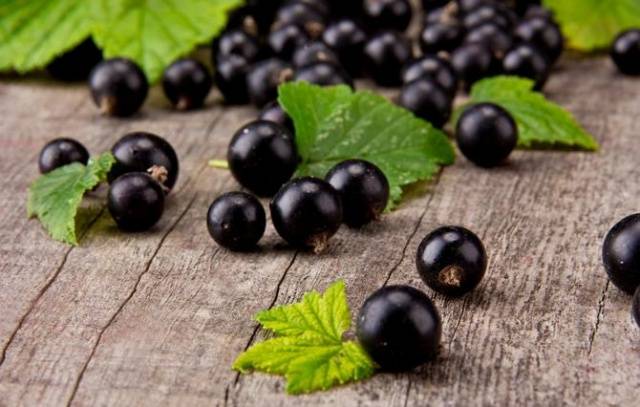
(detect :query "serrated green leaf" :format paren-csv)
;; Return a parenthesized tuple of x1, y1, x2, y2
(91, 0, 242, 82)
(27, 152, 115, 246)
(460, 76, 598, 151)
(233, 281, 377, 394)
(278, 82, 455, 208)
(0, 0, 94, 72)
(544, 0, 640, 51)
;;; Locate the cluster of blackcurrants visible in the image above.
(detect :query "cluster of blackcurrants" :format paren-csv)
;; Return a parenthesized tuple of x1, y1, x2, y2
(38, 133, 179, 232)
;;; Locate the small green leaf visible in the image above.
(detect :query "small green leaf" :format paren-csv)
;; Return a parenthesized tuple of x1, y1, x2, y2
(460, 76, 598, 151)
(544, 0, 640, 51)
(27, 152, 115, 246)
(233, 281, 376, 395)
(278, 82, 455, 207)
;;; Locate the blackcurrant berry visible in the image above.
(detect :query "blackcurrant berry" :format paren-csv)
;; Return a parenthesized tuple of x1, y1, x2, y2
(108, 173, 165, 232)
(456, 103, 518, 167)
(399, 78, 452, 128)
(47, 38, 103, 82)
(207, 192, 266, 251)
(465, 22, 514, 57)
(322, 19, 367, 76)
(325, 160, 389, 227)
(228, 120, 298, 196)
(502, 43, 549, 90)
(523, 5, 554, 21)
(401, 55, 458, 98)
(294, 61, 354, 87)
(514, 17, 564, 63)
(227, 3, 277, 36)
(292, 41, 340, 68)
(463, 4, 513, 31)
(246, 58, 293, 107)
(270, 177, 343, 252)
(297, 0, 331, 18)
(215, 55, 251, 105)
(456, 0, 489, 14)
(214, 29, 262, 63)
(611, 29, 640, 76)
(515, 0, 542, 16)
(364, 31, 412, 87)
(421, 0, 450, 11)
(268, 24, 311, 60)
(363, 0, 413, 32)
(38, 138, 90, 174)
(162, 59, 212, 110)
(419, 22, 465, 54)
(274, 1, 326, 35)
(602, 214, 640, 294)
(416, 226, 487, 296)
(89, 58, 148, 117)
(633, 286, 640, 328)
(259, 100, 294, 132)
(109, 132, 179, 191)
(451, 42, 497, 90)
(356, 285, 441, 371)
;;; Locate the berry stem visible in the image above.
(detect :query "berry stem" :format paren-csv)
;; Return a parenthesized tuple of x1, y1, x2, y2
(209, 159, 230, 169)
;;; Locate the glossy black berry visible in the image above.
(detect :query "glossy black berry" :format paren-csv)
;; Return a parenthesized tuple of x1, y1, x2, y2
(47, 38, 103, 81)
(274, 1, 326, 35)
(162, 59, 212, 110)
(364, 31, 412, 87)
(357, 285, 441, 371)
(270, 177, 343, 252)
(108, 173, 165, 232)
(297, 0, 331, 17)
(416, 226, 487, 296)
(419, 22, 465, 54)
(207, 192, 266, 250)
(363, 0, 413, 32)
(456, 103, 518, 168)
(465, 22, 514, 57)
(292, 41, 340, 68)
(38, 138, 90, 174)
(502, 43, 549, 90)
(246, 58, 293, 107)
(294, 62, 354, 87)
(325, 160, 389, 227)
(401, 55, 458, 98)
(514, 17, 564, 63)
(611, 29, 640, 76)
(109, 132, 179, 191)
(268, 24, 311, 60)
(228, 120, 298, 196)
(214, 29, 262, 63)
(259, 100, 294, 132)
(322, 19, 367, 76)
(227, 3, 277, 36)
(602, 214, 640, 294)
(89, 58, 148, 117)
(421, 0, 450, 11)
(457, 0, 488, 14)
(215, 55, 251, 105)
(399, 79, 451, 128)
(633, 286, 640, 328)
(463, 4, 514, 31)
(451, 42, 497, 90)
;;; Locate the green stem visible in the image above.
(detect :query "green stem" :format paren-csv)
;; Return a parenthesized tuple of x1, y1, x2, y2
(208, 159, 229, 169)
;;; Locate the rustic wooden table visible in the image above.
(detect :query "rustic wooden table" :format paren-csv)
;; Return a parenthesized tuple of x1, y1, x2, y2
(0, 56, 638, 406)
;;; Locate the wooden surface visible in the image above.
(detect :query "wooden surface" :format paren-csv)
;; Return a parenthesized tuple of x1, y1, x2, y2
(1, 56, 639, 407)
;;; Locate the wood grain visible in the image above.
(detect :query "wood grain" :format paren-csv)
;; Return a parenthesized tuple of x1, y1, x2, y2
(0, 57, 639, 407)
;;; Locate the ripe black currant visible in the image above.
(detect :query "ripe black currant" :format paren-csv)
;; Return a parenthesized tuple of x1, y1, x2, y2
(456, 103, 518, 168)
(514, 17, 564, 63)
(207, 192, 266, 251)
(421, 0, 450, 11)
(451, 42, 497, 91)
(356, 285, 442, 371)
(292, 41, 340, 68)
(227, 120, 298, 196)
(227, 3, 276, 36)
(270, 177, 343, 252)
(47, 38, 102, 81)
(294, 62, 354, 87)
(89, 58, 149, 117)
(246, 58, 293, 107)
(214, 29, 262, 63)
(363, 0, 413, 32)
(162, 59, 212, 110)
(215, 55, 251, 105)
(322, 19, 367, 76)
(602, 214, 640, 294)
(268, 24, 311, 60)
(401, 55, 458, 98)
(297, 0, 331, 17)
(611, 29, 640, 76)
(419, 22, 465, 54)
(502, 43, 549, 90)
(109, 132, 179, 191)
(457, 0, 488, 14)
(108, 173, 165, 232)
(463, 4, 514, 31)
(325, 160, 389, 227)
(259, 100, 294, 132)
(274, 1, 326, 35)
(399, 78, 452, 128)
(38, 138, 90, 174)
(364, 31, 412, 87)
(633, 286, 640, 328)
(465, 22, 514, 57)
(416, 226, 487, 296)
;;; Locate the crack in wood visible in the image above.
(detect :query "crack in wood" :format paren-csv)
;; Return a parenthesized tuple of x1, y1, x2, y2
(588, 280, 609, 355)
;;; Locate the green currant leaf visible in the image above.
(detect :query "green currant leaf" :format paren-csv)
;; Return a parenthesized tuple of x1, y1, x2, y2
(544, 0, 640, 51)
(233, 281, 377, 395)
(27, 152, 115, 246)
(278, 82, 455, 208)
(458, 76, 599, 151)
